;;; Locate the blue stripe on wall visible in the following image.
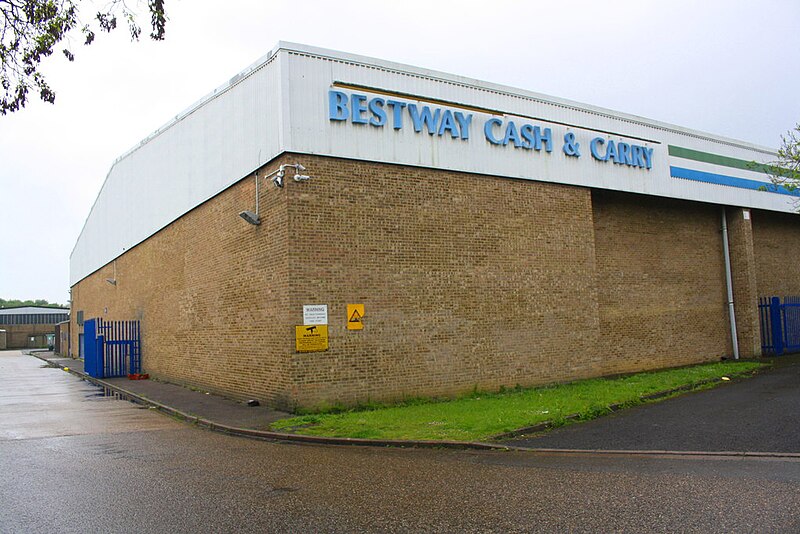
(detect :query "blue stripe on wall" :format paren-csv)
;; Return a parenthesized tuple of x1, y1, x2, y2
(669, 166, 799, 197)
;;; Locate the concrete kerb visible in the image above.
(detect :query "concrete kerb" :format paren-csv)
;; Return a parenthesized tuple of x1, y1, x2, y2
(31, 352, 793, 458)
(513, 448, 800, 459)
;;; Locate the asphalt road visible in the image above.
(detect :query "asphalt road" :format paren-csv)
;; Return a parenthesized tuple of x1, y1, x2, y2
(505, 359, 800, 453)
(2, 351, 800, 533)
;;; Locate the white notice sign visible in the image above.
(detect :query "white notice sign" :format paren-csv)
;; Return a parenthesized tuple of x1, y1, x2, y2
(303, 304, 328, 325)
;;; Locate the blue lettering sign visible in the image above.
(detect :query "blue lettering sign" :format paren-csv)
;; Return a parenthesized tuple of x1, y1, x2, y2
(590, 137, 607, 160)
(562, 132, 580, 157)
(386, 99, 406, 129)
(438, 110, 459, 138)
(484, 118, 503, 145)
(329, 90, 349, 121)
(368, 97, 386, 127)
(642, 147, 654, 169)
(329, 90, 473, 141)
(630, 145, 643, 167)
(617, 142, 631, 165)
(454, 112, 472, 140)
(520, 124, 535, 149)
(485, 119, 551, 152)
(590, 136, 653, 169)
(503, 121, 523, 148)
(351, 94, 368, 124)
(328, 89, 651, 170)
(535, 127, 553, 153)
(408, 104, 441, 135)
(606, 140, 619, 163)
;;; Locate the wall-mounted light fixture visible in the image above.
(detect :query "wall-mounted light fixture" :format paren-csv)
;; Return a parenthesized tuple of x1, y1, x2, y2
(239, 210, 260, 225)
(239, 164, 312, 224)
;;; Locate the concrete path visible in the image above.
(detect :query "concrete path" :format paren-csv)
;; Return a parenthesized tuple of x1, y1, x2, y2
(503, 358, 800, 453)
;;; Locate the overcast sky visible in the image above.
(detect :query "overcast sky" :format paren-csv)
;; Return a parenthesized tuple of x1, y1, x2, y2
(1, 0, 799, 305)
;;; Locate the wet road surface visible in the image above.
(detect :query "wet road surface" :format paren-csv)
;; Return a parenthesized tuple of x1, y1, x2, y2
(2, 350, 800, 533)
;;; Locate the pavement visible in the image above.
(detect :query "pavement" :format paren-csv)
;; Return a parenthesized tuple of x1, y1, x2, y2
(27, 351, 506, 450)
(26, 350, 800, 455)
(36, 352, 291, 430)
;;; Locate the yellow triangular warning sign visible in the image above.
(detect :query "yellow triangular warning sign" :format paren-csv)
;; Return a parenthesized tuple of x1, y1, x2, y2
(347, 304, 364, 330)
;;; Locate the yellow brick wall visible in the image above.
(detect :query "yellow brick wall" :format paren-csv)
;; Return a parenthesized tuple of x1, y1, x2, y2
(592, 190, 731, 374)
(286, 156, 601, 408)
(71, 154, 296, 406)
(1, 324, 58, 349)
(752, 209, 800, 298)
(71, 153, 753, 410)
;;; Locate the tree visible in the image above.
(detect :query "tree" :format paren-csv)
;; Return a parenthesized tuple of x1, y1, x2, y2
(766, 124, 800, 197)
(0, 297, 67, 308)
(0, 0, 166, 114)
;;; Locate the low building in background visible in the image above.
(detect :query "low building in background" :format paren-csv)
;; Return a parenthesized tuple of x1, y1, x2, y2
(0, 307, 70, 349)
(69, 43, 800, 411)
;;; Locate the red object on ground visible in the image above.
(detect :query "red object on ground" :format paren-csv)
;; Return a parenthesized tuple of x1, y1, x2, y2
(128, 373, 149, 380)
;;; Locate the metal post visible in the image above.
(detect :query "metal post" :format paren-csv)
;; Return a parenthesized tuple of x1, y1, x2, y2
(721, 208, 740, 360)
(771, 297, 784, 356)
(97, 335, 105, 378)
(255, 172, 259, 216)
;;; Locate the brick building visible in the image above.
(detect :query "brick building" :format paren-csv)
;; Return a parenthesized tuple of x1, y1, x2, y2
(0, 306, 70, 349)
(54, 321, 70, 356)
(69, 43, 800, 410)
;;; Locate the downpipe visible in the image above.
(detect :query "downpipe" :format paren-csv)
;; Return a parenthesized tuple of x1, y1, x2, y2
(721, 208, 740, 360)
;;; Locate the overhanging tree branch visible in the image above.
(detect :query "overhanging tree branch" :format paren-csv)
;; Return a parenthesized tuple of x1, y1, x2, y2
(0, 0, 168, 114)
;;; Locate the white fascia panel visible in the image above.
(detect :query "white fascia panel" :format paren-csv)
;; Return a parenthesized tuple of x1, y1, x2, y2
(72, 43, 796, 287)
(282, 44, 791, 215)
(70, 48, 287, 286)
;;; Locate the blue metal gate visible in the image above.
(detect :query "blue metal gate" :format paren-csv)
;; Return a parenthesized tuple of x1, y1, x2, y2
(83, 318, 142, 378)
(759, 296, 800, 356)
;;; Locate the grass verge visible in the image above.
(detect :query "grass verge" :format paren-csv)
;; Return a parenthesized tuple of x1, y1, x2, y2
(269, 360, 768, 442)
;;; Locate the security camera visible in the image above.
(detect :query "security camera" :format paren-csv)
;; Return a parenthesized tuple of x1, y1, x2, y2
(272, 169, 285, 188)
(267, 163, 308, 187)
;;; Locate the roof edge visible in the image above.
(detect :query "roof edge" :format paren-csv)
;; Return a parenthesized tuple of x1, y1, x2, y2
(0, 306, 70, 312)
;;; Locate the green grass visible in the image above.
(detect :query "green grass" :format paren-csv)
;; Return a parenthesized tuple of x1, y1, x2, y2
(269, 361, 768, 442)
